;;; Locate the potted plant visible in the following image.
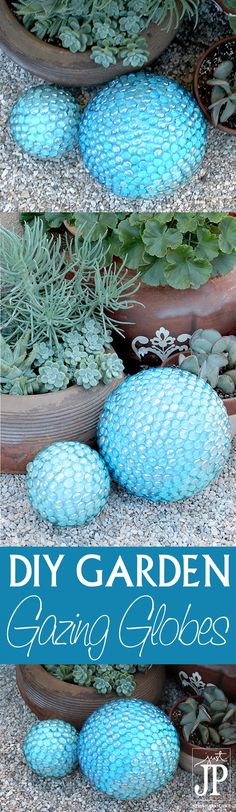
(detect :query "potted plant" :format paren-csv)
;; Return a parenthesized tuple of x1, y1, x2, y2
(61, 211, 236, 369)
(0, 0, 199, 86)
(0, 217, 140, 473)
(170, 685, 236, 773)
(161, 328, 236, 434)
(170, 665, 236, 701)
(16, 663, 166, 729)
(193, 36, 236, 134)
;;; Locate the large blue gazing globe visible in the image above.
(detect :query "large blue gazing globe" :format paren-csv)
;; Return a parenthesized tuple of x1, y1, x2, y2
(78, 72, 207, 198)
(78, 699, 180, 799)
(23, 720, 78, 777)
(97, 368, 231, 501)
(9, 84, 81, 158)
(26, 441, 110, 526)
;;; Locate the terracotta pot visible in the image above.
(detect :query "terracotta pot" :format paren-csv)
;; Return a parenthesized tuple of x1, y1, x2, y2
(169, 698, 236, 773)
(161, 352, 236, 436)
(110, 267, 236, 370)
(193, 36, 236, 135)
(16, 664, 166, 729)
(0, 1, 182, 86)
(1, 376, 123, 474)
(170, 665, 236, 701)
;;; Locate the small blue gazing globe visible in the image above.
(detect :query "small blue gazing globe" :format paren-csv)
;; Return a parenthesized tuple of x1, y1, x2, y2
(26, 441, 110, 526)
(23, 719, 78, 777)
(78, 699, 180, 799)
(97, 368, 231, 501)
(9, 84, 81, 158)
(78, 71, 207, 198)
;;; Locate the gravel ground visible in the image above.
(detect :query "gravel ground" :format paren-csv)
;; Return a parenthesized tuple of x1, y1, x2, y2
(0, 1, 235, 212)
(0, 666, 235, 812)
(1, 437, 235, 548)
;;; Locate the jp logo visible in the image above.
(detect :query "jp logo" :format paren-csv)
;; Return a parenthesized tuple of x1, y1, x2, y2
(193, 751, 231, 800)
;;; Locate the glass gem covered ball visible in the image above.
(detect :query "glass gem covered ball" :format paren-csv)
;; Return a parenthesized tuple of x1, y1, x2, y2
(26, 441, 110, 526)
(9, 84, 81, 158)
(78, 699, 180, 799)
(97, 368, 231, 501)
(23, 719, 78, 777)
(78, 72, 207, 198)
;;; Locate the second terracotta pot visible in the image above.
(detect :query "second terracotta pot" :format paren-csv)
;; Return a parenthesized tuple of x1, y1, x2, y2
(169, 698, 236, 773)
(110, 267, 236, 369)
(16, 664, 166, 729)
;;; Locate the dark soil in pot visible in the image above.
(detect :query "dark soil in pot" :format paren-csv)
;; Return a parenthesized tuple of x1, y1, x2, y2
(16, 664, 166, 729)
(193, 36, 236, 134)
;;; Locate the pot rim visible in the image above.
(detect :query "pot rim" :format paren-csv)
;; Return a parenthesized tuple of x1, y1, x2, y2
(169, 697, 236, 756)
(193, 35, 236, 135)
(213, 0, 236, 14)
(16, 663, 160, 701)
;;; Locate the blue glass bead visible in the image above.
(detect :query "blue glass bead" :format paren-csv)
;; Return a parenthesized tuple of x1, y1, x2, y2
(78, 699, 180, 799)
(97, 368, 231, 501)
(26, 441, 110, 526)
(9, 84, 81, 158)
(78, 72, 207, 198)
(23, 719, 78, 777)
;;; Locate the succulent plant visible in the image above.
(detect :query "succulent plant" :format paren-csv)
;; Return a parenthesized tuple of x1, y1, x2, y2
(179, 685, 236, 745)
(13, 0, 199, 68)
(207, 60, 236, 127)
(178, 329, 236, 396)
(43, 664, 151, 696)
(0, 333, 40, 395)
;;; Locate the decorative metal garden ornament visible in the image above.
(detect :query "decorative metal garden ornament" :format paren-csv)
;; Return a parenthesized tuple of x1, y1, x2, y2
(78, 72, 207, 198)
(23, 720, 78, 777)
(97, 368, 231, 501)
(26, 441, 110, 526)
(9, 84, 81, 158)
(78, 699, 180, 799)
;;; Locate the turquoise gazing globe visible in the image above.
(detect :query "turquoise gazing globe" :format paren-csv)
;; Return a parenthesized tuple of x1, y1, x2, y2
(9, 84, 81, 158)
(78, 699, 180, 799)
(97, 368, 231, 501)
(26, 441, 110, 526)
(78, 72, 207, 198)
(23, 720, 78, 777)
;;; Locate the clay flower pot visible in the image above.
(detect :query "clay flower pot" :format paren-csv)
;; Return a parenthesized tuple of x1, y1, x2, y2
(110, 267, 236, 370)
(193, 36, 236, 135)
(16, 664, 166, 729)
(213, 0, 236, 14)
(170, 665, 236, 701)
(161, 352, 236, 436)
(169, 697, 236, 773)
(1, 375, 123, 474)
(0, 1, 183, 86)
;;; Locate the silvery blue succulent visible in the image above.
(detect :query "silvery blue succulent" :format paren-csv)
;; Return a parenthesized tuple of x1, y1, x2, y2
(26, 441, 110, 526)
(9, 84, 81, 158)
(23, 720, 78, 777)
(97, 368, 231, 501)
(78, 699, 180, 799)
(78, 72, 207, 198)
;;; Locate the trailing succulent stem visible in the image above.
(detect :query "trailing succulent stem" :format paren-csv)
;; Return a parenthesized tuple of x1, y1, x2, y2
(43, 664, 151, 696)
(13, 0, 199, 67)
(179, 685, 236, 746)
(208, 60, 236, 127)
(178, 329, 236, 396)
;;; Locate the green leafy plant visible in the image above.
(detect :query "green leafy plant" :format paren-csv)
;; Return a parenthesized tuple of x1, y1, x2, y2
(178, 329, 236, 396)
(178, 685, 236, 745)
(43, 663, 151, 696)
(13, 0, 199, 67)
(207, 60, 236, 127)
